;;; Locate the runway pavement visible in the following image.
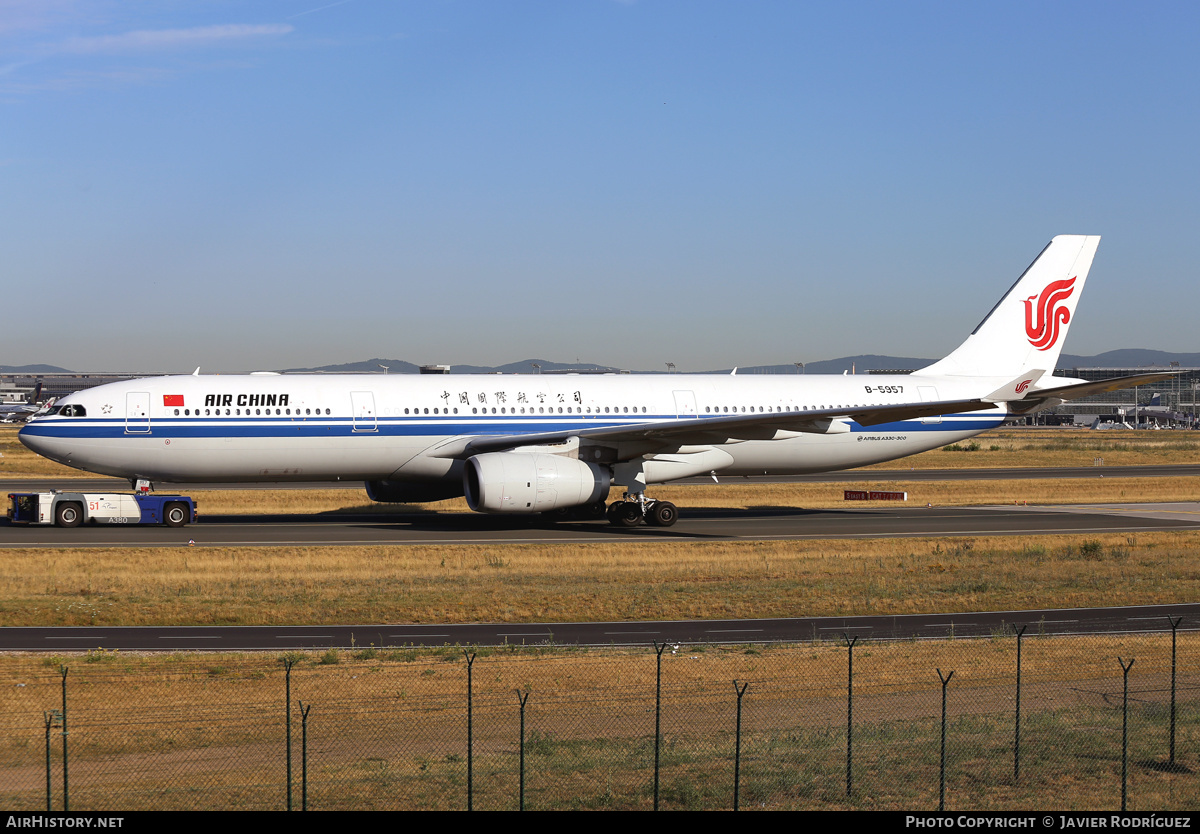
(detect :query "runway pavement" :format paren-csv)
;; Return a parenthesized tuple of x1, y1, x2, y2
(3, 502, 1200, 547)
(5, 463, 1200, 493)
(5, 471, 1197, 653)
(2, 603, 1194, 651)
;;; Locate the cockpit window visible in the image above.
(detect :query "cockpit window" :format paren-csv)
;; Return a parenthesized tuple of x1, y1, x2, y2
(60, 404, 87, 417)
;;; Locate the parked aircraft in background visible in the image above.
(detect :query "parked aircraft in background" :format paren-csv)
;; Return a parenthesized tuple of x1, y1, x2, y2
(18, 236, 1171, 526)
(0, 383, 45, 423)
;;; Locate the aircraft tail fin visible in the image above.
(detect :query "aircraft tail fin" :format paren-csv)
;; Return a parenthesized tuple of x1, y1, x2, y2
(915, 235, 1100, 379)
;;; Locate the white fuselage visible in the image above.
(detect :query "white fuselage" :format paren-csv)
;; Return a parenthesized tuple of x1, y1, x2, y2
(18, 235, 1119, 517)
(18, 372, 1006, 489)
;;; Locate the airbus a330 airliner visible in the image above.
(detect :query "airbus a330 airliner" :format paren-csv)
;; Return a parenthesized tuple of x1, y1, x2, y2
(18, 235, 1170, 527)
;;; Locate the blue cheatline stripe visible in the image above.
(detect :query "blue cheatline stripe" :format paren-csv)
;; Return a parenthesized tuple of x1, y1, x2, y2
(849, 416, 1006, 433)
(19, 411, 1007, 441)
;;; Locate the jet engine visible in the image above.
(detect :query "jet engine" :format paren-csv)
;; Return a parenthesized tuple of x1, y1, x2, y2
(464, 452, 610, 514)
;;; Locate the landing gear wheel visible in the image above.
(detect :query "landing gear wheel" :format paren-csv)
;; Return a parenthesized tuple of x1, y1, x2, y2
(164, 502, 189, 528)
(645, 501, 678, 527)
(574, 500, 608, 520)
(54, 502, 83, 528)
(608, 502, 643, 528)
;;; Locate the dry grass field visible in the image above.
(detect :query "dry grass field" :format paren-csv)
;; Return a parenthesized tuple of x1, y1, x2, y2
(1, 530, 1196, 627)
(865, 426, 1200, 469)
(2, 634, 1196, 810)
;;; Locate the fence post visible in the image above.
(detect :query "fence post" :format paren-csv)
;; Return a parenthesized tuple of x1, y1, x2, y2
(937, 668, 954, 812)
(59, 666, 68, 813)
(844, 634, 858, 797)
(465, 650, 476, 811)
(733, 680, 749, 810)
(1119, 657, 1135, 811)
(1167, 617, 1183, 768)
(282, 656, 295, 811)
(43, 711, 60, 811)
(653, 642, 667, 811)
(516, 690, 531, 811)
(1014, 625, 1027, 783)
(298, 701, 312, 811)
(44, 712, 51, 811)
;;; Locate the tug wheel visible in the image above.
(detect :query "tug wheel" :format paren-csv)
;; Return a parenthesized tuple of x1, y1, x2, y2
(54, 502, 83, 528)
(164, 502, 189, 528)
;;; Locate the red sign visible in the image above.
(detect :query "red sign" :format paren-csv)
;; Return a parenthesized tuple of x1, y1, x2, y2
(844, 490, 908, 501)
(163, 395, 184, 406)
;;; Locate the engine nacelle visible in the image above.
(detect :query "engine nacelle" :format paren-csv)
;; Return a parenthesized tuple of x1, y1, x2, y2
(464, 453, 610, 514)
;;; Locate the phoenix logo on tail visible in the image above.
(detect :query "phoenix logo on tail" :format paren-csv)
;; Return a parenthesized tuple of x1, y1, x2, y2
(1024, 276, 1076, 350)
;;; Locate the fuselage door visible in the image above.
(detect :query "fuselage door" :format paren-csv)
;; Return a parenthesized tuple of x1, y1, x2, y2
(351, 391, 377, 432)
(673, 390, 697, 419)
(917, 386, 941, 424)
(125, 392, 150, 434)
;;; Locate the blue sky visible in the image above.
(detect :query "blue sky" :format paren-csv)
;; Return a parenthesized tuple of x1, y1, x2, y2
(3, 1, 1198, 372)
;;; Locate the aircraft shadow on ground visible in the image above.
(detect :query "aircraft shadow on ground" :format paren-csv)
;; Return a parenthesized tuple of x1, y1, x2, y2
(197, 505, 883, 535)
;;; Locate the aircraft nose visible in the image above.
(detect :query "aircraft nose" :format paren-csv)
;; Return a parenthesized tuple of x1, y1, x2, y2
(18, 424, 60, 461)
(18, 424, 45, 453)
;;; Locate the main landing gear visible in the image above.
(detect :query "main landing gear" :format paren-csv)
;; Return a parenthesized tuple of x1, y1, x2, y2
(605, 494, 679, 528)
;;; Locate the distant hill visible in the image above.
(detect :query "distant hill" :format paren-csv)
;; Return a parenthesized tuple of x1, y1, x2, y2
(277, 358, 423, 374)
(279, 357, 622, 374)
(0, 364, 72, 374)
(279, 350, 1200, 376)
(1057, 349, 1200, 369)
(718, 350, 1200, 376)
(9, 350, 1200, 377)
(708, 355, 935, 375)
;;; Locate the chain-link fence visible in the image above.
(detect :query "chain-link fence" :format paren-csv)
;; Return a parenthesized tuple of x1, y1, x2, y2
(2, 629, 1196, 811)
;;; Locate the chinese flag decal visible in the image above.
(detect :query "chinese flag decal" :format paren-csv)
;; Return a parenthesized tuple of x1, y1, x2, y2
(163, 395, 184, 406)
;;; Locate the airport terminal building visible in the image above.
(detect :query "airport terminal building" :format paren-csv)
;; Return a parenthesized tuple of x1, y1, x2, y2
(1049, 364, 1200, 427)
(0, 372, 146, 403)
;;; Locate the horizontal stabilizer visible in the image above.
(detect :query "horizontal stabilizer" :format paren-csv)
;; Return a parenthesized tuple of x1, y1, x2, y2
(984, 370, 1048, 402)
(1006, 371, 1179, 414)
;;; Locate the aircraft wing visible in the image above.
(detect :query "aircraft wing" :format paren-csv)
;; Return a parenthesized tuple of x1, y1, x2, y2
(428, 371, 1178, 459)
(431, 397, 1005, 458)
